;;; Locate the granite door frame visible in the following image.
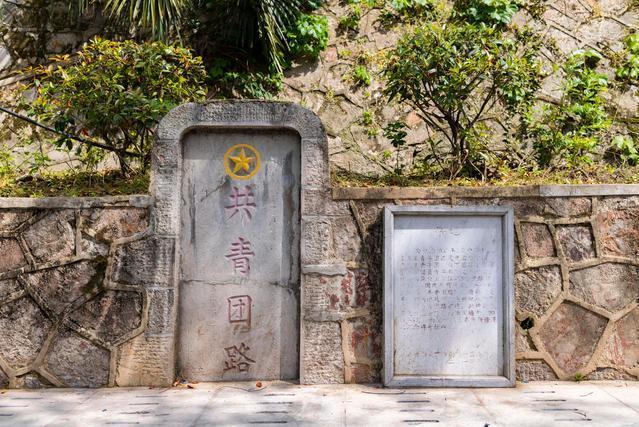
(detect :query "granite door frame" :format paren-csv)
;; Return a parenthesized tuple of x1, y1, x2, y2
(151, 101, 328, 384)
(383, 205, 515, 387)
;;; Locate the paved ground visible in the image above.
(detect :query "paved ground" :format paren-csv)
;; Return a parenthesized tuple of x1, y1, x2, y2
(0, 381, 638, 426)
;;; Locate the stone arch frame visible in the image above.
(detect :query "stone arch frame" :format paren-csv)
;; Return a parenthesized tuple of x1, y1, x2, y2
(151, 100, 329, 384)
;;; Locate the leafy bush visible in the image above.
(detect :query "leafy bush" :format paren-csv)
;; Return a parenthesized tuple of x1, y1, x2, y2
(531, 50, 611, 167)
(352, 65, 372, 86)
(383, 22, 541, 178)
(339, 4, 362, 32)
(286, 14, 329, 60)
(210, 67, 283, 99)
(609, 135, 639, 166)
(383, 121, 408, 172)
(616, 33, 639, 85)
(380, 0, 444, 25)
(22, 38, 207, 174)
(452, 0, 523, 26)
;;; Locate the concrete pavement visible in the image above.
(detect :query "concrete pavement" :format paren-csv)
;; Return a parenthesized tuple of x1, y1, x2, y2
(0, 381, 638, 426)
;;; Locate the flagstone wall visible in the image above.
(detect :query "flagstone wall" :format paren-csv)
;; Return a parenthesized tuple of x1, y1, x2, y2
(0, 195, 176, 388)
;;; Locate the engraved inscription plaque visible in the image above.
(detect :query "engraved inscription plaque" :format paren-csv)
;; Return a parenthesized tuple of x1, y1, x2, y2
(384, 205, 514, 387)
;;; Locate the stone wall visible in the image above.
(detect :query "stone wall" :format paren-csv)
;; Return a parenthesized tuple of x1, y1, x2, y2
(324, 186, 639, 383)
(0, 195, 176, 388)
(1, 187, 639, 387)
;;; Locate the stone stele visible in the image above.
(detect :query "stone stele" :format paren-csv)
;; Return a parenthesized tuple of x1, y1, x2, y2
(383, 205, 515, 387)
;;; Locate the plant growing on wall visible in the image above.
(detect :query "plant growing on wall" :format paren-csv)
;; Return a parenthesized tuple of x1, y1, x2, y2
(383, 22, 541, 178)
(21, 38, 207, 174)
(452, 0, 523, 26)
(286, 14, 329, 61)
(616, 33, 639, 86)
(530, 49, 611, 167)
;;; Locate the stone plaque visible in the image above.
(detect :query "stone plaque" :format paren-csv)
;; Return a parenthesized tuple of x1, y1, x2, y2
(383, 205, 514, 387)
(178, 128, 300, 381)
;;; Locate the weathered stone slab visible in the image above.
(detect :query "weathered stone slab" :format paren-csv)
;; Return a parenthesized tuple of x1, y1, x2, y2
(600, 307, 639, 370)
(384, 205, 514, 387)
(0, 297, 51, 369)
(0, 279, 21, 302)
(178, 282, 298, 381)
(301, 321, 344, 384)
(539, 302, 607, 375)
(303, 270, 371, 321)
(520, 223, 555, 258)
(178, 128, 301, 381)
(0, 238, 27, 272)
(0, 210, 32, 233)
(23, 211, 75, 263)
(515, 266, 562, 317)
(115, 334, 174, 387)
(23, 260, 104, 315)
(596, 207, 639, 257)
(47, 329, 109, 388)
(81, 208, 148, 241)
(112, 236, 175, 287)
(569, 263, 639, 313)
(515, 360, 558, 381)
(70, 290, 143, 345)
(556, 225, 595, 262)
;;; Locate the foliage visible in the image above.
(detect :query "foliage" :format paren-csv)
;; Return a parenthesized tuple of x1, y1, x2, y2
(452, 0, 523, 26)
(78, 0, 320, 73)
(286, 14, 329, 61)
(0, 169, 149, 198)
(361, 110, 375, 126)
(380, 0, 444, 25)
(75, 0, 188, 39)
(530, 49, 611, 167)
(209, 63, 283, 99)
(616, 33, 639, 85)
(383, 121, 408, 172)
(609, 135, 639, 166)
(22, 38, 207, 174)
(339, 4, 362, 32)
(383, 22, 541, 178)
(352, 65, 372, 86)
(202, 0, 310, 73)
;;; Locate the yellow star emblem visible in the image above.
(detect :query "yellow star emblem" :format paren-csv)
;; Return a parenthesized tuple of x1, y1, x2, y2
(223, 144, 261, 180)
(229, 148, 255, 173)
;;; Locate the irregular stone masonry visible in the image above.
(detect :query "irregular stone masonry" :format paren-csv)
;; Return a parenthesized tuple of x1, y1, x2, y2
(0, 196, 156, 388)
(1, 191, 639, 386)
(333, 189, 639, 382)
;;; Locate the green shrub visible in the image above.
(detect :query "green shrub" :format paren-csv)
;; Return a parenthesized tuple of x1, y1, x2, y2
(22, 38, 207, 174)
(452, 0, 523, 26)
(383, 121, 408, 172)
(531, 49, 611, 167)
(380, 0, 444, 25)
(608, 135, 639, 166)
(339, 5, 361, 32)
(352, 65, 372, 86)
(616, 33, 639, 85)
(383, 22, 541, 178)
(211, 69, 283, 99)
(286, 14, 329, 60)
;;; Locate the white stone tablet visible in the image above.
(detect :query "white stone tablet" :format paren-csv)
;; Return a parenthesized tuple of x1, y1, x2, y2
(384, 205, 515, 387)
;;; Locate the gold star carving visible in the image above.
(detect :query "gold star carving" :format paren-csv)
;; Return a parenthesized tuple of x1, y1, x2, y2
(229, 148, 255, 174)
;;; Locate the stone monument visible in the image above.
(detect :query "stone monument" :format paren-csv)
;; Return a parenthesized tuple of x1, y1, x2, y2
(150, 101, 329, 384)
(383, 205, 515, 387)
(179, 129, 300, 381)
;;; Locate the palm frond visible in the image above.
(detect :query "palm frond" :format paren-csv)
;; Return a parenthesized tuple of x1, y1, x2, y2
(104, 0, 189, 39)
